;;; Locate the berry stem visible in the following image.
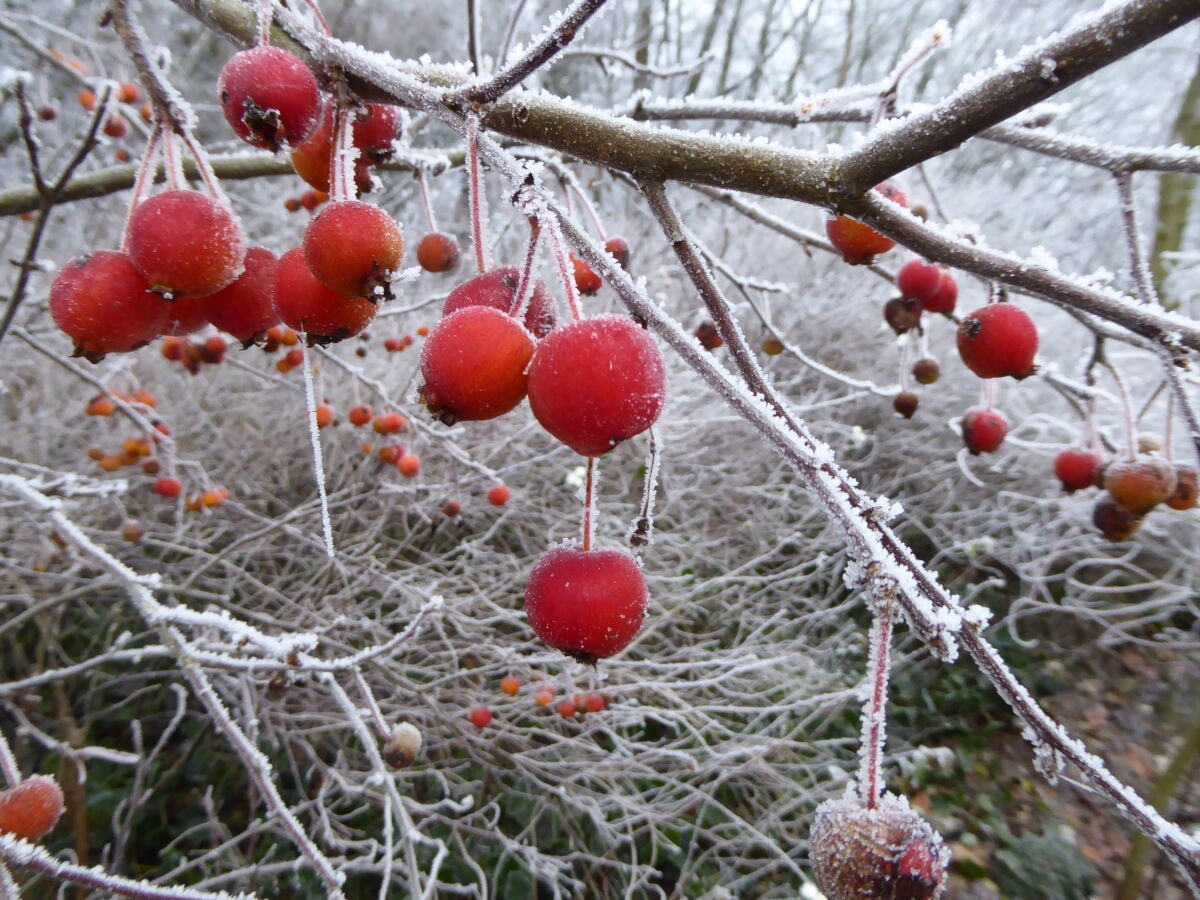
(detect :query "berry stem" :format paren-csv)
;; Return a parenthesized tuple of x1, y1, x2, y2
(352, 669, 391, 739)
(1165, 390, 1175, 464)
(510, 216, 541, 323)
(858, 588, 896, 810)
(0, 731, 22, 788)
(1114, 170, 1160, 307)
(120, 125, 163, 251)
(255, 0, 272, 45)
(568, 179, 608, 240)
(982, 376, 997, 412)
(581, 456, 597, 552)
(161, 129, 185, 191)
(628, 425, 660, 553)
(415, 169, 439, 232)
(297, 0, 333, 35)
(466, 114, 491, 274)
(300, 333, 336, 559)
(1103, 357, 1138, 460)
(330, 105, 357, 204)
(545, 217, 582, 322)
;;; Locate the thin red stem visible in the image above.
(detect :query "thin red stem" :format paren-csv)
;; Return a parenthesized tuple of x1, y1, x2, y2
(581, 456, 597, 551)
(510, 217, 541, 322)
(416, 170, 438, 232)
(859, 595, 895, 810)
(466, 114, 490, 274)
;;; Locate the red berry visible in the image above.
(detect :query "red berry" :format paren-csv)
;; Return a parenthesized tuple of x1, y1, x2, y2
(442, 499, 462, 517)
(526, 316, 666, 457)
(419, 306, 535, 424)
(1104, 457, 1177, 515)
(416, 232, 461, 273)
(604, 236, 631, 270)
(922, 268, 958, 315)
(163, 294, 210, 336)
(50, 251, 169, 361)
(534, 687, 556, 706)
(103, 115, 128, 138)
(348, 405, 373, 427)
(571, 255, 602, 295)
(154, 477, 182, 498)
(557, 700, 578, 718)
(893, 392, 918, 419)
(397, 453, 421, 477)
(118, 83, 140, 104)
(580, 692, 606, 713)
(126, 191, 246, 299)
(961, 406, 1008, 455)
(957, 304, 1038, 380)
(218, 46, 321, 152)
(442, 267, 556, 339)
(826, 182, 907, 264)
(275, 247, 376, 344)
(315, 405, 335, 428)
(896, 259, 941, 302)
(303, 201, 404, 300)
(201, 335, 228, 364)
(203, 247, 280, 344)
(500, 676, 520, 696)
(0, 776, 65, 842)
(289, 102, 399, 193)
(469, 706, 493, 728)
(524, 547, 647, 663)
(695, 320, 723, 350)
(487, 484, 510, 506)
(1054, 448, 1101, 494)
(373, 412, 408, 434)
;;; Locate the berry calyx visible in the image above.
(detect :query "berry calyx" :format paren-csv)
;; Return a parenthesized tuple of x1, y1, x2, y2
(0, 776, 65, 842)
(419, 306, 535, 424)
(442, 267, 556, 339)
(826, 182, 907, 265)
(524, 546, 648, 663)
(961, 406, 1008, 455)
(49, 251, 169, 362)
(956, 304, 1038, 380)
(416, 232, 461, 273)
(126, 191, 246, 299)
(217, 46, 320, 152)
(1104, 456, 1177, 515)
(203, 247, 280, 344)
(1054, 448, 1102, 494)
(275, 247, 376, 344)
(303, 201, 404, 301)
(526, 315, 667, 457)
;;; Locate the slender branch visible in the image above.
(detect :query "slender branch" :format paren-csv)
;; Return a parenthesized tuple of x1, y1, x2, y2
(1114, 171, 1160, 306)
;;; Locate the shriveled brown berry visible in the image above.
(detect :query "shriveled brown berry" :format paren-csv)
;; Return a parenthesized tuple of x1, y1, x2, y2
(883, 296, 922, 335)
(762, 336, 785, 356)
(893, 392, 918, 419)
(1093, 493, 1143, 542)
(1166, 466, 1198, 511)
(911, 358, 940, 385)
(381, 722, 422, 768)
(809, 793, 948, 900)
(1104, 456, 1177, 515)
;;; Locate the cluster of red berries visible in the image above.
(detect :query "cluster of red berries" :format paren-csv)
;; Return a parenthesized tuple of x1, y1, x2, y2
(469, 678, 609, 728)
(161, 334, 228, 374)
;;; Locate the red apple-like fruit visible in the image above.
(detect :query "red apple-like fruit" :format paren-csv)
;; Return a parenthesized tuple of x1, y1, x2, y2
(1054, 448, 1102, 494)
(605, 236, 631, 270)
(416, 232, 461, 273)
(572, 255, 602, 295)
(275, 247, 376, 344)
(49, 251, 170, 362)
(218, 46, 321, 152)
(442, 267, 556, 338)
(419, 306, 535, 424)
(826, 183, 907, 265)
(922, 268, 958, 315)
(126, 190, 246, 299)
(0, 776, 65, 842)
(961, 406, 1008, 455)
(526, 315, 666, 457)
(896, 259, 941, 303)
(524, 546, 648, 663)
(203, 247, 280, 344)
(303, 200, 403, 300)
(957, 303, 1038, 380)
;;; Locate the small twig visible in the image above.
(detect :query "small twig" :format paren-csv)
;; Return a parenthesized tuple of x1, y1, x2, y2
(1114, 171, 1159, 306)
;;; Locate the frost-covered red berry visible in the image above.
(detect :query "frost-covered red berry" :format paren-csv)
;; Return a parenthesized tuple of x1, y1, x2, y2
(826, 182, 907, 265)
(526, 315, 666, 457)
(1104, 456, 1177, 515)
(126, 191, 246, 299)
(0, 775, 65, 842)
(442, 267, 556, 339)
(1054, 448, 1102, 494)
(956, 304, 1038, 380)
(416, 232, 461, 273)
(303, 201, 404, 300)
(524, 547, 647, 663)
(961, 406, 1008, 455)
(49, 251, 170, 361)
(896, 259, 941, 303)
(275, 247, 376, 344)
(203, 247, 280, 344)
(218, 46, 321, 152)
(808, 793, 948, 900)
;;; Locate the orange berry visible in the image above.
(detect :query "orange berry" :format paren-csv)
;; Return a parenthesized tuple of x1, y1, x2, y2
(85, 396, 115, 417)
(557, 700, 578, 719)
(378, 445, 402, 464)
(86, 447, 105, 461)
(487, 484, 510, 506)
(348, 405, 373, 427)
(98, 455, 122, 472)
(118, 82, 141, 103)
(534, 688, 556, 707)
(285, 348, 304, 367)
(500, 676, 520, 696)
(138, 102, 153, 122)
(315, 405, 335, 428)
(416, 325, 429, 337)
(78, 89, 96, 111)
(397, 453, 421, 477)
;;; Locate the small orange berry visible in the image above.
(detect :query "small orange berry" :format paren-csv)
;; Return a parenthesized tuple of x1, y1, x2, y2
(487, 484, 510, 506)
(397, 453, 421, 477)
(315, 405, 335, 428)
(500, 676, 520, 696)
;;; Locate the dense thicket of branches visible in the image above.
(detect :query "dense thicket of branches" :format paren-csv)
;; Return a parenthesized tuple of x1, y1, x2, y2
(0, 0, 1198, 897)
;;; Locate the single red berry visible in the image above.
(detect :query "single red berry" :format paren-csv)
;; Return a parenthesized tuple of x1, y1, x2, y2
(397, 453, 421, 477)
(883, 296, 921, 335)
(442, 499, 462, 518)
(1167, 466, 1198, 511)
(304, 201, 404, 301)
(809, 794, 948, 900)
(50, 251, 170, 362)
(126, 190, 246, 299)
(372, 412, 409, 434)
(85, 396, 116, 417)
(487, 484, 510, 506)
(103, 115, 128, 138)
(118, 83, 140, 104)
(469, 706, 493, 728)
(442, 267, 556, 339)
(500, 676, 520, 696)
(154, 477, 182, 498)
(218, 46, 321, 152)
(893, 392, 918, 419)
(695, 320, 724, 350)
(314, 405, 335, 428)
(419, 306, 535, 425)
(0, 776, 65, 842)
(524, 546, 648, 663)
(161, 336, 185, 361)
(957, 304, 1038, 380)
(557, 700, 578, 718)
(534, 686, 556, 707)
(911, 357, 940, 385)
(275, 247, 376, 344)
(896, 259, 942, 302)
(571, 255, 602, 295)
(826, 182, 907, 264)
(1093, 493, 1143, 542)
(604, 236, 631, 270)
(580, 692, 606, 713)
(527, 315, 666, 457)
(201, 335, 228, 364)
(163, 295, 210, 336)
(203, 247, 280, 344)
(289, 102, 400, 193)
(416, 232, 461, 273)
(961, 406, 1009, 455)
(922, 268, 958, 315)
(284, 348, 304, 367)
(348, 405, 373, 427)
(1054, 448, 1102, 494)
(1104, 457, 1177, 515)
